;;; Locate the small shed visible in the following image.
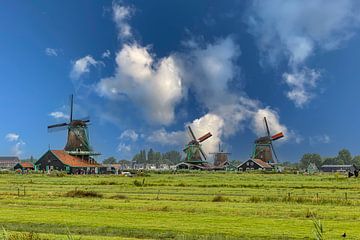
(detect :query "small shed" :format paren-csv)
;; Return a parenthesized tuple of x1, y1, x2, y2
(237, 159, 273, 171)
(14, 162, 34, 171)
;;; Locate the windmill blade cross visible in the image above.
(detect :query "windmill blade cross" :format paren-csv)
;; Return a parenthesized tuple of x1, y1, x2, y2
(199, 146, 207, 160)
(198, 132, 212, 142)
(270, 143, 279, 164)
(188, 126, 197, 141)
(70, 94, 74, 122)
(264, 117, 271, 137)
(48, 122, 68, 129)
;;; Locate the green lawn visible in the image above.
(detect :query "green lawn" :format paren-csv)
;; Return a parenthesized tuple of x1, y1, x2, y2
(0, 172, 359, 239)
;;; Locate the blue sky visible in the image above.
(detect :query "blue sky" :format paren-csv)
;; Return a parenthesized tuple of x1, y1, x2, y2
(1, 0, 360, 162)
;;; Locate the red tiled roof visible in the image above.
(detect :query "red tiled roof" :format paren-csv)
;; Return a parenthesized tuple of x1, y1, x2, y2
(51, 150, 99, 167)
(253, 159, 273, 169)
(20, 162, 34, 168)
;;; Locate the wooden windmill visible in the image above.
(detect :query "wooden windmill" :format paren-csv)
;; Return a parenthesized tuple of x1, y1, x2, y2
(183, 126, 212, 164)
(252, 117, 284, 164)
(210, 144, 231, 167)
(47, 95, 100, 160)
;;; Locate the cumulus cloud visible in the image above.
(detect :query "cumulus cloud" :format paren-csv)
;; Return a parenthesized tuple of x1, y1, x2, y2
(5, 133, 19, 142)
(251, 108, 288, 138)
(70, 55, 99, 80)
(283, 68, 321, 107)
(309, 134, 331, 145)
(147, 129, 186, 146)
(247, 0, 360, 107)
(102, 50, 111, 58)
(5, 133, 25, 156)
(97, 44, 183, 125)
(49, 111, 69, 120)
(117, 143, 131, 152)
(120, 129, 138, 141)
(113, 2, 133, 39)
(45, 48, 60, 56)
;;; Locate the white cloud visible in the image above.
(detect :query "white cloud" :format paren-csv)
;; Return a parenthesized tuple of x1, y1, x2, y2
(102, 50, 111, 58)
(147, 128, 186, 146)
(5, 133, 19, 142)
(283, 68, 321, 107)
(309, 134, 331, 145)
(45, 48, 60, 56)
(5, 133, 25, 156)
(70, 55, 99, 80)
(189, 113, 224, 154)
(247, 0, 360, 106)
(251, 108, 288, 138)
(113, 3, 133, 39)
(120, 129, 138, 142)
(49, 111, 69, 120)
(97, 44, 183, 125)
(117, 143, 131, 152)
(12, 140, 25, 157)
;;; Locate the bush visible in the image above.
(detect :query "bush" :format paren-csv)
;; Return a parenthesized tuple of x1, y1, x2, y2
(1, 228, 46, 240)
(64, 190, 103, 198)
(110, 194, 128, 199)
(48, 170, 66, 177)
(212, 195, 229, 202)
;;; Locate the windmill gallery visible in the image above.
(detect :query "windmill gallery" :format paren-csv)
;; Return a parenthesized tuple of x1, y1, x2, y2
(33, 95, 285, 174)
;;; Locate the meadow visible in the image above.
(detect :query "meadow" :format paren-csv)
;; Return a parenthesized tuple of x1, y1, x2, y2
(0, 171, 360, 239)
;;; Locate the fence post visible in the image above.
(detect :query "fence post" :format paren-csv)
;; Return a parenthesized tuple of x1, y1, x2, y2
(17, 187, 20, 197)
(345, 192, 348, 201)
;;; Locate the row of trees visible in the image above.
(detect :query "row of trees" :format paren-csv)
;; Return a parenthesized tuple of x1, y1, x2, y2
(103, 149, 182, 165)
(132, 149, 182, 165)
(299, 149, 360, 169)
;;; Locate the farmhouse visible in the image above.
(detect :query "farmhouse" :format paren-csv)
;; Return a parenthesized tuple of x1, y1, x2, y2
(35, 150, 100, 174)
(320, 164, 355, 172)
(0, 156, 20, 169)
(14, 162, 34, 171)
(237, 159, 273, 171)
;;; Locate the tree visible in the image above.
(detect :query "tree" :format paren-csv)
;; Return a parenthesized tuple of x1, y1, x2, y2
(299, 153, 322, 169)
(162, 151, 182, 164)
(103, 157, 117, 164)
(322, 157, 337, 165)
(336, 149, 352, 165)
(352, 156, 360, 166)
(147, 148, 154, 164)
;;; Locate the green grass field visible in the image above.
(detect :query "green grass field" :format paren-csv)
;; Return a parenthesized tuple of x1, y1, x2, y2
(0, 172, 360, 239)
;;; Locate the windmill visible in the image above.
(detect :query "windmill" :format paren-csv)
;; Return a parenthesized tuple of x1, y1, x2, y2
(47, 95, 100, 159)
(209, 143, 231, 167)
(183, 126, 212, 164)
(252, 117, 284, 164)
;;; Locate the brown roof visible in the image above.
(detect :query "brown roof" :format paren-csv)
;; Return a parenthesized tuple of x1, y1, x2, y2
(253, 159, 273, 169)
(51, 150, 99, 167)
(20, 162, 34, 168)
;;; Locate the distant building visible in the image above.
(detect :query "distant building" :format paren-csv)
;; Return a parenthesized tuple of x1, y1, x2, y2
(237, 159, 273, 171)
(35, 150, 100, 174)
(0, 156, 20, 169)
(14, 162, 34, 171)
(320, 164, 355, 173)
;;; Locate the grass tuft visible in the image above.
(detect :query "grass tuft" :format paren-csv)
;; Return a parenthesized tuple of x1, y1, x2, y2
(64, 190, 103, 198)
(212, 195, 229, 202)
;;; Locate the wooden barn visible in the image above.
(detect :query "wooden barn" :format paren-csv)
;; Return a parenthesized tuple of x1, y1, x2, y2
(237, 159, 273, 171)
(0, 156, 20, 169)
(14, 162, 34, 171)
(35, 150, 100, 174)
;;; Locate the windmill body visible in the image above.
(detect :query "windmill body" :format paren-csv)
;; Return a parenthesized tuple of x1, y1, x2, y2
(210, 144, 231, 168)
(48, 95, 100, 159)
(252, 117, 284, 164)
(183, 127, 212, 164)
